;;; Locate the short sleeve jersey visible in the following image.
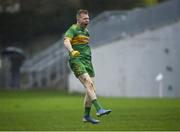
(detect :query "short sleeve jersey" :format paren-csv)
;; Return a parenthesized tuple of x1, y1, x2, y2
(64, 24, 91, 59)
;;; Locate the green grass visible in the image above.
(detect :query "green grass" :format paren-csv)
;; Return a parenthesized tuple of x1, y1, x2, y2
(0, 90, 180, 131)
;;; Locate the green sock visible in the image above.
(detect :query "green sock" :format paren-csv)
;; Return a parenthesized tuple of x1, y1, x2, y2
(84, 107, 91, 116)
(92, 99, 103, 111)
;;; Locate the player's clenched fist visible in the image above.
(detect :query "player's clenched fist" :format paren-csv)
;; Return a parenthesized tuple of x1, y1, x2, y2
(70, 50, 80, 57)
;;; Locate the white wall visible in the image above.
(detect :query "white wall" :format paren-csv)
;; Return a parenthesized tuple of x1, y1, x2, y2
(69, 22, 180, 97)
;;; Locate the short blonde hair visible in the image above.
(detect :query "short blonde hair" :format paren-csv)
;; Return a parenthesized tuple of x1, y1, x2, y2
(76, 9, 89, 19)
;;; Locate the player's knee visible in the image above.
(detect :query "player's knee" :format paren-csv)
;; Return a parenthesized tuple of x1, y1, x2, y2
(83, 76, 91, 84)
(84, 77, 93, 90)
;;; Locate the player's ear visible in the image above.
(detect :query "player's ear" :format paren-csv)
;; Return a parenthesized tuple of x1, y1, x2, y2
(77, 18, 80, 23)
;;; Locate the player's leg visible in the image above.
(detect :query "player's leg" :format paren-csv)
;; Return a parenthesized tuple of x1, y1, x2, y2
(69, 60, 99, 123)
(90, 77, 96, 91)
(90, 77, 112, 117)
(79, 73, 100, 123)
(82, 92, 100, 124)
(78, 73, 97, 101)
(88, 77, 103, 110)
(79, 73, 111, 117)
(83, 61, 102, 109)
(79, 74, 98, 114)
(83, 92, 92, 116)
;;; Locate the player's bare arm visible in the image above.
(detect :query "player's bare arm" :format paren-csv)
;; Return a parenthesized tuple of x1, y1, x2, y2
(64, 37, 80, 57)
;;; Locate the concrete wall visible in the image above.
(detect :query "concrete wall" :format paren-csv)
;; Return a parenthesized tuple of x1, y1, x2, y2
(68, 22, 180, 97)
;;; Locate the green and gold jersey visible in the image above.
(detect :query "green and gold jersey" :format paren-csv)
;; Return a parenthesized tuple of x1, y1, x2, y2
(64, 24, 91, 59)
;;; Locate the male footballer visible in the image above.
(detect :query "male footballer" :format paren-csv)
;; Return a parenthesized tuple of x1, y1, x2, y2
(64, 9, 111, 124)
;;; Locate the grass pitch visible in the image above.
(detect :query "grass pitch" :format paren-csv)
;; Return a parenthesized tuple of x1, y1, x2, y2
(0, 90, 179, 131)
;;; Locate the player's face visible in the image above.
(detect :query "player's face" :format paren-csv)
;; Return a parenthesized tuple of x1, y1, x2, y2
(78, 13, 89, 27)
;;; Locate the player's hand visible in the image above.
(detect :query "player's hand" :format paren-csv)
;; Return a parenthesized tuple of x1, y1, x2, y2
(70, 50, 80, 57)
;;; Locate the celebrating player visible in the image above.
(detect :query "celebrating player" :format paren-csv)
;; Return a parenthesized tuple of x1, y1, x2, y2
(64, 9, 111, 124)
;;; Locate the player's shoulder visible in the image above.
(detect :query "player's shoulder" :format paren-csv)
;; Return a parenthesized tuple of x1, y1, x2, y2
(69, 24, 79, 31)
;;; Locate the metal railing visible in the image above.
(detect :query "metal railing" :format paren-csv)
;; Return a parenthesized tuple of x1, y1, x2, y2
(89, 0, 180, 47)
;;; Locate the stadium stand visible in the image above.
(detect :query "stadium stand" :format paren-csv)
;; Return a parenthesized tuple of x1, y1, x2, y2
(20, 0, 180, 90)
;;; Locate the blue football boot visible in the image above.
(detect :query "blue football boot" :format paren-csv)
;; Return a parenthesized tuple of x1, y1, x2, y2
(96, 109, 112, 117)
(83, 115, 100, 124)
